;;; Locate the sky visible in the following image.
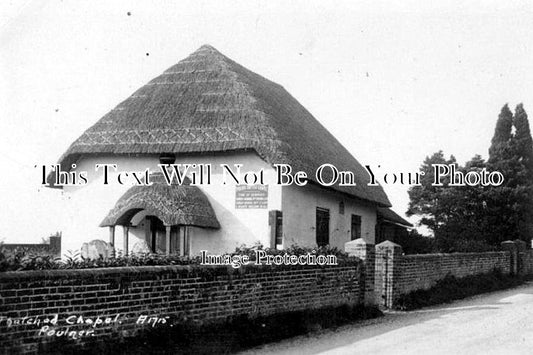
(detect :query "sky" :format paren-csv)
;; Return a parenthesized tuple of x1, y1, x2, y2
(1, 0, 533, 243)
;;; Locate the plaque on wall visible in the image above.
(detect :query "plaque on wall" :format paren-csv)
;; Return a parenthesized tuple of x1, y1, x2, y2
(235, 185, 268, 209)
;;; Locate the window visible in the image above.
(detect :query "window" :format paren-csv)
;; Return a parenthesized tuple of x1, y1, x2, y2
(351, 214, 362, 240)
(146, 216, 165, 253)
(159, 153, 176, 165)
(339, 201, 345, 215)
(316, 207, 330, 246)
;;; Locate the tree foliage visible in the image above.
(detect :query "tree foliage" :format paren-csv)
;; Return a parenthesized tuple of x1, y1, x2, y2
(407, 104, 533, 251)
(486, 104, 533, 243)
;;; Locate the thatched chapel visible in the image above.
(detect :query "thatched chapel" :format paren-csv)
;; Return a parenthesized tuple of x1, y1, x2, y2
(49, 45, 392, 256)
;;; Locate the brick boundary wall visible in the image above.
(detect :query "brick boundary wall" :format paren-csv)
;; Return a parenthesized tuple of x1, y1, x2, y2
(396, 252, 510, 295)
(374, 241, 512, 308)
(0, 262, 363, 354)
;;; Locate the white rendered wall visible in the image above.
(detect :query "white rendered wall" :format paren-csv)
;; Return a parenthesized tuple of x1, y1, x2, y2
(281, 183, 378, 249)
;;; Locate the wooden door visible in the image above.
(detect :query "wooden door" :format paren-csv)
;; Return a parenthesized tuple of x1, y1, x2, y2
(316, 208, 330, 247)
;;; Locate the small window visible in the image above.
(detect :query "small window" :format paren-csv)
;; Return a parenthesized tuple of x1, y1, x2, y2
(316, 207, 330, 246)
(159, 153, 176, 165)
(339, 201, 345, 215)
(275, 213, 283, 245)
(351, 214, 362, 240)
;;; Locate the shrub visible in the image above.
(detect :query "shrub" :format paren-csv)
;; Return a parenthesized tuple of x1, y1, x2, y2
(230, 242, 354, 261)
(395, 229, 497, 254)
(395, 230, 437, 254)
(0, 243, 357, 272)
(0, 247, 60, 271)
(435, 236, 497, 253)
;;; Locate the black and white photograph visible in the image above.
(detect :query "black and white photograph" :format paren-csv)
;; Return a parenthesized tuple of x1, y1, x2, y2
(1, 1, 533, 354)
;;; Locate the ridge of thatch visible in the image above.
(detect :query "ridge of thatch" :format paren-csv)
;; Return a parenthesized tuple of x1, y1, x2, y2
(100, 173, 220, 228)
(52, 44, 391, 206)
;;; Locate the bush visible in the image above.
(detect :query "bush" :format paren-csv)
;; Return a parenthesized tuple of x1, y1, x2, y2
(395, 229, 497, 254)
(0, 247, 204, 272)
(230, 242, 353, 261)
(395, 230, 437, 254)
(435, 236, 497, 253)
(0, 243, 357, 272)
(0, 247, 60, 272)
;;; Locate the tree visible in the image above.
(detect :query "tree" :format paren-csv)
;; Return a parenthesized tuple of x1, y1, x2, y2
(407, 152, 492, 251)
(486, 104, 533, 243)
(513, 103, 533, 180)
(406, 151, 457, 233)
(510, 104, 533, 240)
(488, 104, 513, 162)
(407, 104, 533, 250)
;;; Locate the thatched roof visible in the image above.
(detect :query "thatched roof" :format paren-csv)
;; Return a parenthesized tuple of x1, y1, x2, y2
(53, 45, 391, 206)
(377, 207, 413, 228)
(100, 173, 220, 228)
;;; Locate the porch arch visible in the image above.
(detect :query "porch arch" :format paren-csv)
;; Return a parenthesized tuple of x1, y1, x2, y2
(100, 173, 220, 255)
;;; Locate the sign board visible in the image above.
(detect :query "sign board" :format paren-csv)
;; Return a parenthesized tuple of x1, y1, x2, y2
(235, 185, 268, 209)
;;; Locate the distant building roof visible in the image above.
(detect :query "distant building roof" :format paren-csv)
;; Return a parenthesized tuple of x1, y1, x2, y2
(377, 207, 413, 228)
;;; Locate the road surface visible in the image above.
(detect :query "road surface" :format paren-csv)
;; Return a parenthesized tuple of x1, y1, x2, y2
(240, 282, 533, 355)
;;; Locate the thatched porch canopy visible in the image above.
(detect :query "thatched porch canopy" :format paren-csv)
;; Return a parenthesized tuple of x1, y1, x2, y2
(100, 173, 220, 229)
